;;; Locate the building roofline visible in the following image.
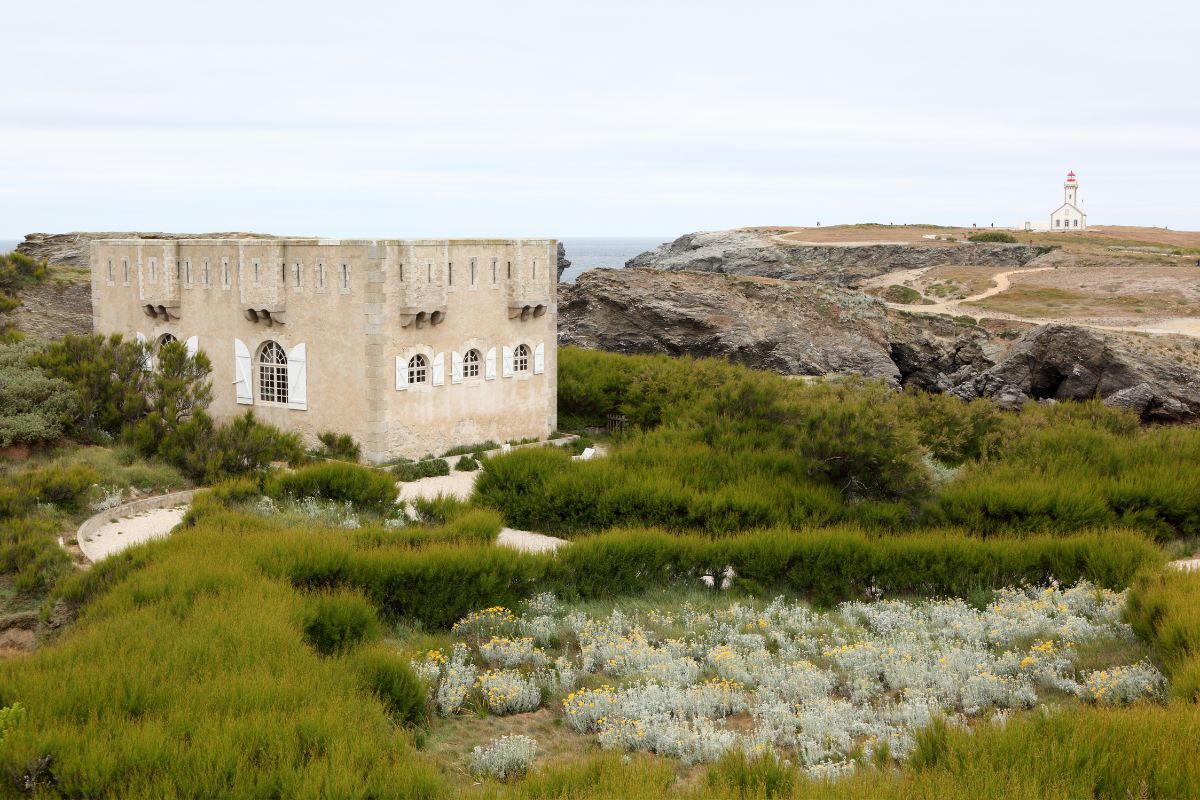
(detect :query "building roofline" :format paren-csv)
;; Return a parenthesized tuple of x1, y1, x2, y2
(91, 237, 557, 246)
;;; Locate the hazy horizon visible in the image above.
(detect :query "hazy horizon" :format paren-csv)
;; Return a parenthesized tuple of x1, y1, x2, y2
(2, 0, 1197, 238)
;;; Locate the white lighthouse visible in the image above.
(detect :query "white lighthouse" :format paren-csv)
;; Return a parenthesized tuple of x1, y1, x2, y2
(1050, 170, 1087, 231)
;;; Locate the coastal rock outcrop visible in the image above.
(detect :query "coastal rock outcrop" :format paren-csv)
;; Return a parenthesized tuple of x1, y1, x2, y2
(558, 268, 982, 386)
(556, 242, 571, 280)
(559, 269, 1200, 422)
(950, 324, 1200, 422)
(626, 230, 1046, 286)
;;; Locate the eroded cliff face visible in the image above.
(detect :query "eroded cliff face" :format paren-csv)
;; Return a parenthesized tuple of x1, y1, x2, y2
(559, 269, 1200, 422)
(558, 268, 998, 388)
(625, 230, 1045, 286)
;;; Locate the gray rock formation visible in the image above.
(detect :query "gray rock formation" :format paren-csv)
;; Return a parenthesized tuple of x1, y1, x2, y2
(560, 269, 1200, 423)
(626, 230, 1046, 286)
(17, 232, 279, 268)
(557, 242, 571, 281)
(950, 324, 1200, 422)
(558, 268, 988, 386)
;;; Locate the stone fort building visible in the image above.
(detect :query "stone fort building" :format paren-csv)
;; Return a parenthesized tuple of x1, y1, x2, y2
(90, 237, 557, 463)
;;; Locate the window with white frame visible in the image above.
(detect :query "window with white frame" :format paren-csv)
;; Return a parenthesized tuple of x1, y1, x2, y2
(464, 349, 481, 378)
(258, 341, 288, 404)
(407, 353, 428, 384)
(156, 333, 178, 351)
(513, 344, 530, 372)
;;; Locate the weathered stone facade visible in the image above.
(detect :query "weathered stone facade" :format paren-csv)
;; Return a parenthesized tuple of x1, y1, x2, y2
(91, 238, 557, 462)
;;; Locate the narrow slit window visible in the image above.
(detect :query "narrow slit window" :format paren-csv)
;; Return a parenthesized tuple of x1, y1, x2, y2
(448, 262, 453, 286)
(470, 258, 476, 285)
(340, 263, 350, 291)
(203, 259, 211, 286)
(316, 262, 325, 289)
(507, 261, 512, 279)
(106, 259, 113, 282)
(293, 262, 303, 288)
(533, 258, 538, 280)
(149, 258, 157, 283)
(491, 258, 498, 284)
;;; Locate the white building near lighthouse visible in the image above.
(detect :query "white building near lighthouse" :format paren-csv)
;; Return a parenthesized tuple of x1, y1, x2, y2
(1050, 170, 1087, 231)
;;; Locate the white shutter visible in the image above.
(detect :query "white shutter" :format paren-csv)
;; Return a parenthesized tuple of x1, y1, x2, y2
(234, 338, 253, 405)
(451, 350, 463, 385)
(485, 347, 497, 380)
(184, 336, 198, 358)
(502, 346, 513, 377)
(135, 331, 147, 345)
(432, 352, 445, 386)
(534, 342, 545, 375)
(287, 342, 307, 410)
(395, 355, 408, 390)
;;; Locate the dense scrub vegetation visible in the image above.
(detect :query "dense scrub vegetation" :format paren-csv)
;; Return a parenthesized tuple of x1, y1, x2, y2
(479, 348, 1200, 538)
(1, 342, 1199, 797)
(967, 231, 1018, 243)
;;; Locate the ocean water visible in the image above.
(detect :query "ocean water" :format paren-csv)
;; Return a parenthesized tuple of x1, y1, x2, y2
(558, 237, 669, 284)
(0, 241, 17, 255)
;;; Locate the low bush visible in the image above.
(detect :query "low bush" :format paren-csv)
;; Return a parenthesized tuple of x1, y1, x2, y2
(707, 750, 797, 798)
(271, 461, 398, 514)
(967, 231, 1018, 243)
(0, 341, 75, 448)
(454, 455, 479, 472)
(268, 525, 1159, 627)
(316, 431, 361, 462)
(392, 458, 450, 482)
(302, 591, 382, 655)
(0, 462, 98, 519)
(350, 645, 426, 724)
(442, 440, 499, 457)
(1125, 568, 1200, 701)
(409, 493, 471, 525)
(0, 516, 72, 592)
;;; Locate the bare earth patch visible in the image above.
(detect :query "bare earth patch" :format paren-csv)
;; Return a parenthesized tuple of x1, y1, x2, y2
(80, 506, 188, 561)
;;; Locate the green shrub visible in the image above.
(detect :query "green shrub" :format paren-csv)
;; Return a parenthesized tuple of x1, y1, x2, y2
(391, 458, 450, 482)
(0, 516, 72, 593)
(968, 231, 1018, 243)
(1125, 568, 1200, 701)
(159, 411, 304, 483)
(0, 252, 46, 292)
(409, 493, 471, 525)
(707, 749, 797, 798)
(272, 461, 398, 513)
(302, 591, 381, 655)
(349, 645, 427, 724)
(441, 440, 498, 457)
(316, 431, 361, 462)
(0, 341, 75, 447)
(34, 334, 151, 441)
(454, 454, 479, 472)
(880, 284, 923, 304)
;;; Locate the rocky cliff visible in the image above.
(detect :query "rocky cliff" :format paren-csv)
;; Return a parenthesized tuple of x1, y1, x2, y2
(558, 268, 998, 388)
(560, 269, 1200, 422)
(626, 230, 1045, 286)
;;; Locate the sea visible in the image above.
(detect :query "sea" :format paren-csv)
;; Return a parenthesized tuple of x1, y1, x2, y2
(558, 237, 669, 284)
(0, 240, 18, 255)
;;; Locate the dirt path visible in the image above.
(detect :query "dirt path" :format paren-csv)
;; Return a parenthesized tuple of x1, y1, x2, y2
(880, 265, 1200, 341)
(79, 506, 188, 561)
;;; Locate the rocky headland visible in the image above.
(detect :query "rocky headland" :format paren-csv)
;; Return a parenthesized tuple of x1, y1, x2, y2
(562, 228, 1200, 423)
(626, 229, 1046, 286)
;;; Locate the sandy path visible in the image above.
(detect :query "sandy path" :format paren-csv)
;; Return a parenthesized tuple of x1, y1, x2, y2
(497, 528, 568, 553)
(80, 506, 188, 561)
(397, 471, 480, 503)
(881, 265, 1200, 340)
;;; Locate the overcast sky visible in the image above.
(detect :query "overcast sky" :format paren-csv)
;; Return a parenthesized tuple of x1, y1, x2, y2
(2, 0, 1197, 239)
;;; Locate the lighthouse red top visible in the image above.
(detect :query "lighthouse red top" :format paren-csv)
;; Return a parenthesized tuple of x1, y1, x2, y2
(1066, 170, 1077, 182)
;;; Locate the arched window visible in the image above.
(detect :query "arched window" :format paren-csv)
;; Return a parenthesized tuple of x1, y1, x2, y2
(513, 344, 530, 372)
(463, 349, 481, 379)
(407, 354, 428, 384)
(156, 333, 178, 351)
(258, 341, 288, 404)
